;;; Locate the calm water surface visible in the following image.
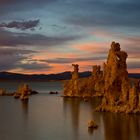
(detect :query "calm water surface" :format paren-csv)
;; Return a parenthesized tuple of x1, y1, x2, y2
(0, 81, 140, 140)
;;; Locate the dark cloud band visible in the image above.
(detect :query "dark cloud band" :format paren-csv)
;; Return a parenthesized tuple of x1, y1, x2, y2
(0, 19, 40, 30)
(0, 47, 52, 71)
(0, 29, 82, 47)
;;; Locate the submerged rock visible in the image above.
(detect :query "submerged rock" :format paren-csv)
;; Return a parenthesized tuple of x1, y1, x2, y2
(84, 98, 88, 102)
(49, 91, 59, 94)
(13, 93, 20, 98)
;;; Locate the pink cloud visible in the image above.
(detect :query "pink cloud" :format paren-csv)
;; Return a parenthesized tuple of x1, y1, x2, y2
(90, 29, 114, 38)
(71, 42, 108, 54)
(9, 37, 140, 74)
(128, 68, 140, 73)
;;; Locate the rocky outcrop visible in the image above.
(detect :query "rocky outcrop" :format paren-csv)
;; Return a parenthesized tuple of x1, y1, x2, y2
(14, 83, 38, 100)
(96, 42, 140, 113)
(19, 84, 30, 100)
(88, 120, 98, 128)
(63, 41, 140, 113)
(126, 80, 140, 113)
(64, 64, 79, 97)
(64, 64, 104, 97)
(103, 42, 129, 104)
(0, 83, 38, 99)
(14, 84, 30, 99)
(0, 88, 6, 96)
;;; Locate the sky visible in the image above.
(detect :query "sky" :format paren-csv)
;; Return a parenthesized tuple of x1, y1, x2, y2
(0, 0, 140, 74)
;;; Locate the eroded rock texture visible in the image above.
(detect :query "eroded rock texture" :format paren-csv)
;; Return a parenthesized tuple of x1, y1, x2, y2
(64, 64, 104, 97)
(64, 64, 79, 96)
(64, 41, 140, 113)
(14, 84, 31, 99)
(19, 84, 30, 100)
(103, 42, 129, 104)
(78, 65, 104, 97)
(0, 88, 6, 96)
(96, 42, 140, 113)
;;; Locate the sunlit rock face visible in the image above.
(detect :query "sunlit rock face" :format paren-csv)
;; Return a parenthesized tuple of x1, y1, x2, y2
(64, 64, 79, 97)
(79, 65, 104, 97)
(20, 84, 30, 100)
(14, 84, 31, 99)
(71, 64, 79, 96)
(103, 42, 129, 105)
(0, 89, 6, 96)
(64, 64, 104, 97)
(64, 41, 140, 113)
(127, 80, 140, 113)
(91, 65, 104, 95)
(96, 42, 140, 113)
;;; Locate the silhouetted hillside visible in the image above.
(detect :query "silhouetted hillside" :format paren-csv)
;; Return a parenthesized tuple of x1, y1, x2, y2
(0, 71, 91, 81)
(0, 71, 139, 81)
(128, 73, 140, 79)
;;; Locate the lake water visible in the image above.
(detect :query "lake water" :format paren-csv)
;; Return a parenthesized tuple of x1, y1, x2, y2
(0, 81, 140, 140)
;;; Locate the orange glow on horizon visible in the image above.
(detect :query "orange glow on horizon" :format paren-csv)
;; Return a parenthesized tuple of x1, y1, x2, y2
(6, 40, 139, 75)
(128, 68, 140, 74)
(9, 66, 140, 75)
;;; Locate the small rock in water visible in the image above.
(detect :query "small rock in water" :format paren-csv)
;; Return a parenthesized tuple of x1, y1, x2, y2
(49, 91, 59, 94)
(0, 89, 6, 96)
(13, 93, 20, 99)
(84, 98, 88, 102)
(88, 120, 98, 129)
(20, 95, 29, 101)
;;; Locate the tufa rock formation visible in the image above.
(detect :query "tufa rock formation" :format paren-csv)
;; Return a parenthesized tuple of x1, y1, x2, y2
(13, 83, 38, 100)
(19, 84, 30, 100)
(103, 42, 129, 104)
(96, 42, 140, 113)
(0, 88, 6, 96)
(64, 64, 79, 96)
(0, 84, 38, 98)
(64, 63, 104, 97)
(14, 84, 31, 99)
(64, 41, 140, 113)
(64, 65, 104, 97)
(88, 120, 98, 129)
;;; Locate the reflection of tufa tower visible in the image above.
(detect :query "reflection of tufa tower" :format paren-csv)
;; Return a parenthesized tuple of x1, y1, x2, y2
(63, 98, 80, 140)
(72, 64, 79, 96)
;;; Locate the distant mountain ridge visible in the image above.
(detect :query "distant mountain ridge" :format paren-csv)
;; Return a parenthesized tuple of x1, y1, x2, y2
(0, 71, 139, 81)
(0, 71, 91, 81)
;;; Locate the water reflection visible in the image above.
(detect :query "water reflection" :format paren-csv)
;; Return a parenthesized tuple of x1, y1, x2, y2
(63, 98, 81, 140)
(102, 113, 140, 140)
(88, 127, 94, 135)
(63, 97, 140, 140)
(21, 100, 28, 120)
